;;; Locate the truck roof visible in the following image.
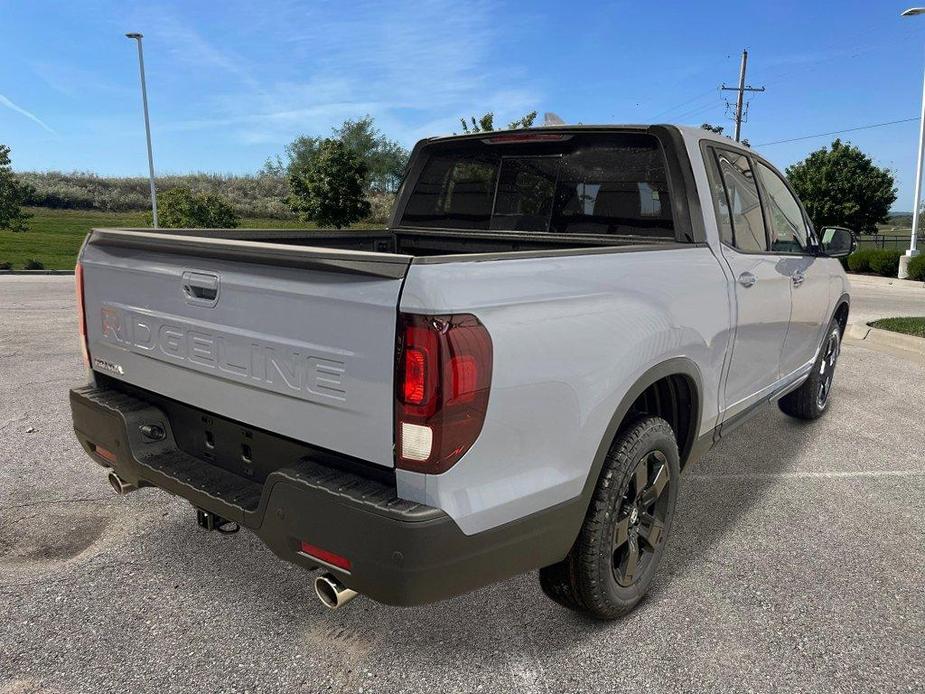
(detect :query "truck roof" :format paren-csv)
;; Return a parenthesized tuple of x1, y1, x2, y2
(423, 123, 753, 154)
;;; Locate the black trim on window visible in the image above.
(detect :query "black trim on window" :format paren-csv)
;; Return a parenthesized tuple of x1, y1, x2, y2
(390, 126, 703, 246)
(700, 139, 820, 258)
(750, 154, 821, 254)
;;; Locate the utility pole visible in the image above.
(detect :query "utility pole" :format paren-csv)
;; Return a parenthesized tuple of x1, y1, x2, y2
(721, 49, 765, 142)
(125, 32, 158, 228)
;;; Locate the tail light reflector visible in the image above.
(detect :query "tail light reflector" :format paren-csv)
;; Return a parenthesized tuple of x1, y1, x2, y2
(91, 444, 116, 464)
(395, 313, 492, 474)
(75, 262, 89, 366)
(299, 540, 351, 571)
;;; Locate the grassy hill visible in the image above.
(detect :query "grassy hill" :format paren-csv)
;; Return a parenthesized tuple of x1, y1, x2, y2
(0, 208, 336, 270)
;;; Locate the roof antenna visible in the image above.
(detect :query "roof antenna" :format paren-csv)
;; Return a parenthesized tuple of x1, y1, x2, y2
(544, 112, 565, 126)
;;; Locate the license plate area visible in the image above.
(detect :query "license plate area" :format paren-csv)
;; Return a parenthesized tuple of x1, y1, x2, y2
(97, 375, 396, 486)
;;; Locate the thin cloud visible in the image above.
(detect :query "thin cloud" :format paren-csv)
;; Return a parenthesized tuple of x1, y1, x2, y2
(0, 93, 56, 134)
(155, 0, 541, 147)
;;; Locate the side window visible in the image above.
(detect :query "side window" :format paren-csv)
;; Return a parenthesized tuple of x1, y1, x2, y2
(704, 147, 767, 252)
(755, 161, 809, 253)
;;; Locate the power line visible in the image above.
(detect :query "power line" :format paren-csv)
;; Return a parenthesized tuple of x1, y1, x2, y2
(645, 53, 735, 121)
(675, 99, 724, 123)
(650, 87, 719, 121)
(756, 117, 919, 146)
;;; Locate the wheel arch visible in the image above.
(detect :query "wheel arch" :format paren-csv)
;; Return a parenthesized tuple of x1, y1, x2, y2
(579, 357, 704, 506)
(832, 293, 850, 335)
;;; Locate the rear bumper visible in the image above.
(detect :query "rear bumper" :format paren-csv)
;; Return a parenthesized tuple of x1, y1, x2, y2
(70, 385, 577, 606)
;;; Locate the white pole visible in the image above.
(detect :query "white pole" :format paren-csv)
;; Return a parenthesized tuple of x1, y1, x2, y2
(900, 8, 925, 278)
(127, 33, 158, 228)
(909, 65, 925, 252)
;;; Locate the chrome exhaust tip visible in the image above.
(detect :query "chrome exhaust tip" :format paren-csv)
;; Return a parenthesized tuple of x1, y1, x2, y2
(314, 573, 358, 610)
(107, 470, 137, 495)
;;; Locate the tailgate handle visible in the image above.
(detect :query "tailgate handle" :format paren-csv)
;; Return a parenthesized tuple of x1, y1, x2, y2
(182, 271, 220, 306)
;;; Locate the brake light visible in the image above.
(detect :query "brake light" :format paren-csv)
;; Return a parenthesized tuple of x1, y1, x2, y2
(395, 313, 492, 474)
(75, 262, 89, 367)
(483, 133, 570, 144)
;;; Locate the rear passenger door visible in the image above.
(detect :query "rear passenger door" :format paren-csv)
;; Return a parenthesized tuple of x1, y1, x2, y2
(753, 160, 830, 377)
(703, 146, 792, 417)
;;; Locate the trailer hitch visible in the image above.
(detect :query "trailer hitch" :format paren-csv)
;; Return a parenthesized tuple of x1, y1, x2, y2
(196, 509, 240, 534)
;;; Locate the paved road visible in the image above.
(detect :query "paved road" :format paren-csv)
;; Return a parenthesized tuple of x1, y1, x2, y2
(1, 276, 923, 694)
(846, 273, 925, 324)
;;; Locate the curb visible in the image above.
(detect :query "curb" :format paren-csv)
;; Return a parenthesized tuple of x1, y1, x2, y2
(845, 321, 925, 356)
(0, 269, 75, 275)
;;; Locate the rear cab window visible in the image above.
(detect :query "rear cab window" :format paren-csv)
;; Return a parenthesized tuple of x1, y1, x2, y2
(400, 132, 677, 240)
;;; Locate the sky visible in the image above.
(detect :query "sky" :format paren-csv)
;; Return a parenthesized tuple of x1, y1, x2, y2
(3, 0, 925, 210)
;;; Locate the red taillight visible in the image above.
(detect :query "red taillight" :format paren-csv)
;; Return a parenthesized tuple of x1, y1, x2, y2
(395, 313, 492, 474)
(403, 348, 428, 404)
(299, 540, 351, 571)
(75, 262, 89, 366)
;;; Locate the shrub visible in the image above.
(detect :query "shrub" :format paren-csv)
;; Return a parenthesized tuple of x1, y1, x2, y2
(152, 188, 239, 229)
(846, 248, 875, 273)
(16, 171, 292, 218)
(24, 259, 44, 270)
(0, 144, 32, 232)
(907, 253, 925, 281)
(288, 139, 370, 228)
(365, 193, 395, 224)
(0, 261, 12, 270)
(868, 249, 902, 276)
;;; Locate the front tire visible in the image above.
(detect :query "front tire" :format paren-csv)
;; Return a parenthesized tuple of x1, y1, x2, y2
(539, 416, 680, 620)
(778, 322, 841, 420)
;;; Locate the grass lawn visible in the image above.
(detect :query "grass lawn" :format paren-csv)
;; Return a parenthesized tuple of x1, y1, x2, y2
(0, 207, 375, 270)
(870, 317, 925, 338)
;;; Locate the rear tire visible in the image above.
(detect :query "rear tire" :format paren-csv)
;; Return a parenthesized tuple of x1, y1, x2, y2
(538, 416, 680, 620)
(778, 322, 841, 420)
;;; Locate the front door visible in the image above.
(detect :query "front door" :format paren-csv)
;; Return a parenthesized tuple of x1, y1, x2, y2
(703, 147, 792, 417)
(753, 160, 831, 376)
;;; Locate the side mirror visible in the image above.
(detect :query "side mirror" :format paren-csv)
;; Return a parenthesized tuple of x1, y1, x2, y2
(820, 227, 856, 258)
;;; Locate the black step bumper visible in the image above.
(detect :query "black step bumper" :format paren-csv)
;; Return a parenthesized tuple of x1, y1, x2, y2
(70, 385, 578, 606)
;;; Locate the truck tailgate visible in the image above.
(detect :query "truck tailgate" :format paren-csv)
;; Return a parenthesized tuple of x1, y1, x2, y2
(80, 229, 411, 467)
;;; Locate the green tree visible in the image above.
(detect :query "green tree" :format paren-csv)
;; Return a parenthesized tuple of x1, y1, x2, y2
(335, 116, 408, 193)
(507, 111, 538, 129)
(0, 144, 33, 232)
(288, 138, 370, 228)
(270, 116, 409, 194)
(459, 111, 538, 134)
(786, 139, 896, 235)
(153, 188, 239, 228)
(459, 112, 494, 134)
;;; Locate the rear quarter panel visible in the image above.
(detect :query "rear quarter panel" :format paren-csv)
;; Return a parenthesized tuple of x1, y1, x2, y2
(398, 246, 731, 534)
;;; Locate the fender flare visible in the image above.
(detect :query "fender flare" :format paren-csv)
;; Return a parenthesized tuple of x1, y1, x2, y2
(576, 356, 704, 510)
(832, 292, 851, 333)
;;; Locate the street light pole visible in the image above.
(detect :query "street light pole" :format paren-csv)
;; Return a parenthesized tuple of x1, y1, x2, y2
(900, 8, 925, 278)
(125, 32, 158, 228)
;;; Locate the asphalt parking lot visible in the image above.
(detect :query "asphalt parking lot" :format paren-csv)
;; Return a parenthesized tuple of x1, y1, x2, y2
(1, 275, 923, 694)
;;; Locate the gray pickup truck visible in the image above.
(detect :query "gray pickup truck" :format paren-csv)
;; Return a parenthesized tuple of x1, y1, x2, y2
(70, 125, 854, 619)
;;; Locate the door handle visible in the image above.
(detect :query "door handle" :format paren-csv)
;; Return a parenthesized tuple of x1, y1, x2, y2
(791, 271, 805, 287)
(737, 271, 757, 288)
